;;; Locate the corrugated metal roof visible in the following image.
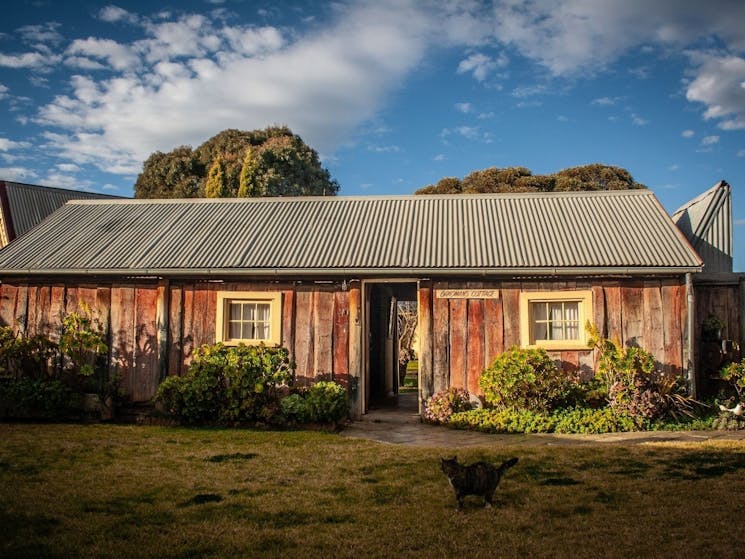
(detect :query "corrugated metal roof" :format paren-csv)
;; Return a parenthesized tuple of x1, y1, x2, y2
(671, 180, 732, 273)
(0, 180, 122, 240)
(0, 190, 702, 276)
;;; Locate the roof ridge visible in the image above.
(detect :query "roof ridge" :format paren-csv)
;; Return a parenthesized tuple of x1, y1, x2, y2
(69, 189, 653, 205)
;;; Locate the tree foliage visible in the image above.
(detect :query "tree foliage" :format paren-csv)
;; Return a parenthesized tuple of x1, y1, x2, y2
(134, 126, 339, 198)
(204, 157, 229, 198)
(415, 163, 646, 194)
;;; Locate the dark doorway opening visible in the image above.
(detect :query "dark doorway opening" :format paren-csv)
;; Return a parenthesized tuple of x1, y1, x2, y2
(366, 282, 418, 414)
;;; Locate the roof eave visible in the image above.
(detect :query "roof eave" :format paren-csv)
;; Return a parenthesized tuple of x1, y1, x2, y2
(0, 265, 704, 278)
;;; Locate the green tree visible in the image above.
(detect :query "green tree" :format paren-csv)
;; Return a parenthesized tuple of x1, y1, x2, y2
(134, 126, 338, 199)
(237, 148, 257, 197)
(237, 135, 339, 197)
(415, 163, 646, 195)
(134, 146, 203, 198)
(205, 157, 229, 198)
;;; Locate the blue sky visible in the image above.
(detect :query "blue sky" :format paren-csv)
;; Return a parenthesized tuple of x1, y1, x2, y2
(1, 1, 743, 269)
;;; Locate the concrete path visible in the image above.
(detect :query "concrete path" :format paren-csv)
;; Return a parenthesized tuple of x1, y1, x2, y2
(340, 407, 745, 448)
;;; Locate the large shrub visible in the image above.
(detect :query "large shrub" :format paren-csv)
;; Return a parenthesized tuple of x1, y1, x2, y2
(478, 347, 577, 412)
(155, 343, 295, 424)
(587, 324, 697, 426)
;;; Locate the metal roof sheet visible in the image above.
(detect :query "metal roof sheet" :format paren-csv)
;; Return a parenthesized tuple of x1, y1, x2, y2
(671, 180, 732, 273)
(0, 190, 703, 276)
(0, 180, 122, 240)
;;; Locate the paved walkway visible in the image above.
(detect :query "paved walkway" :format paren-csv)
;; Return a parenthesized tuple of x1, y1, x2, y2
(340, 406, 745, 448)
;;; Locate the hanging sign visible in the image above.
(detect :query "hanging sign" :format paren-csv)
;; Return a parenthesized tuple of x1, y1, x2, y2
(435, 289, 500, 299)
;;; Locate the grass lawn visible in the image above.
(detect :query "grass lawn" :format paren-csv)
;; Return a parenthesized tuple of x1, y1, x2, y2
(2, 424, 745, 558)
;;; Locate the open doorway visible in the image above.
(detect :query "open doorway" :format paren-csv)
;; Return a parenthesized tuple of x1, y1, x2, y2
(364, 281, 418, 414)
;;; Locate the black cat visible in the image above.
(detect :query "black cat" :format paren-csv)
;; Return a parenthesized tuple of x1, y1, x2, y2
(441, 456, 518, 510)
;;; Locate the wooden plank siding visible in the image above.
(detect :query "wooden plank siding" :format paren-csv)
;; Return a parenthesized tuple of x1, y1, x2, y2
(425, 278, 691, 397)
(0, 276, 698, 405)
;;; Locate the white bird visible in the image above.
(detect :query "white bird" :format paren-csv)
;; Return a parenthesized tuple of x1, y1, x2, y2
(718, 403, 744, 416)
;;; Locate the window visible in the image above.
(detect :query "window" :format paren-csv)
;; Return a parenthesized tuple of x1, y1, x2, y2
(519, 290, 592, 350)
(216, 291, 282, 346)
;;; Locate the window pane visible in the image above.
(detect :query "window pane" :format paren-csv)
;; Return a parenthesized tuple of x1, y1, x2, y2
(255, 323, 269, 340)
(532, 302, 547, 321)
(256, 303, 270, 322)
(229, 322, 242, 339)
(532, 321, 547, 342)
(230, 303, 241, 320)
(243, 304, 254, 321)
(549, 302, 563, 321)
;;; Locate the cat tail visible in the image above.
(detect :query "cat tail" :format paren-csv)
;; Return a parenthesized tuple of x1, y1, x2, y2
(498, 457, 518, 474)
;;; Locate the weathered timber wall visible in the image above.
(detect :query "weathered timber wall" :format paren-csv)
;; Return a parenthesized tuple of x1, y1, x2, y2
(0, 279, 354, 403)
(418, 278, 689, 400)
(0, 275, 693, 406)
(694, 274, 745, 390)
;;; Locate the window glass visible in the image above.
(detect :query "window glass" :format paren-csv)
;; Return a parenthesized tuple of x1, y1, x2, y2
(520, 290, 591, 349)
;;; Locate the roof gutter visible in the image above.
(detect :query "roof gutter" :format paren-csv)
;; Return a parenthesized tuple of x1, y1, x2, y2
(0, 265, 704, 278)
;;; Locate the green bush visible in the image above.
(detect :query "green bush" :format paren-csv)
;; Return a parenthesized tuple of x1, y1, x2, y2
(423, 387, 472, 424)
(448, 406, 638, 434)
(720, 359, 745, 401)
(155, 343, 296, 424)
(553, 407, 637, 434)
(303, 381, 348, 423)
(449, 407, 556, 433)
(59, 310, 108, 378)
(0, 326, 58, 379)
(0, 378, 73, 419)
(587, 323, 696, 426)
(478, 347, 578, 412)
(280, 393, 309, 424)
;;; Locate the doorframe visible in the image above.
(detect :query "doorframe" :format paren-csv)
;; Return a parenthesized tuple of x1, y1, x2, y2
(360, 278, 419, 417)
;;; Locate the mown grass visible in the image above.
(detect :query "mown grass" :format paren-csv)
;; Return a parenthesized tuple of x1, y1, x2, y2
(1, 423, 745, 558)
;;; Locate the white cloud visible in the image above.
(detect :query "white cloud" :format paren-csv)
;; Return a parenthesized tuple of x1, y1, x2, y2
(631, 114, 648, 126)
(457, 52, 505, 81)
(0, 138, 31, 151)
(0, 84, 7, 99)
(367, 144, 401, 153)
(591, 96, 622, 106)
(454, 102, 472, 113)
(433, 153, 445, 161)
(102, 183, 120, 191)
(66, 38, 140, 70)
(681, 129, 695, 138)
(686, 52, 745, 130)
(0, 166, 38, 181)
(668, 164, 679, 171)
(64, 56, 107, 70)
(701, 135, 720, 145)
(18, 23, 63, 46)
(42, 173, 88, 189)
(98, 5, 140, 25)
(738, 149, 745, 157)
(56, 163, 81, 172)
(0, 51, 60, 69)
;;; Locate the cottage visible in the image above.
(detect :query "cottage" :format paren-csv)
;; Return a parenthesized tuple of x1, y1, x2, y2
(0, 188, 722, 418)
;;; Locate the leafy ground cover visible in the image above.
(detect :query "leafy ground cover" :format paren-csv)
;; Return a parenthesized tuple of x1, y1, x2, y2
(2, 424, 745, 558)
